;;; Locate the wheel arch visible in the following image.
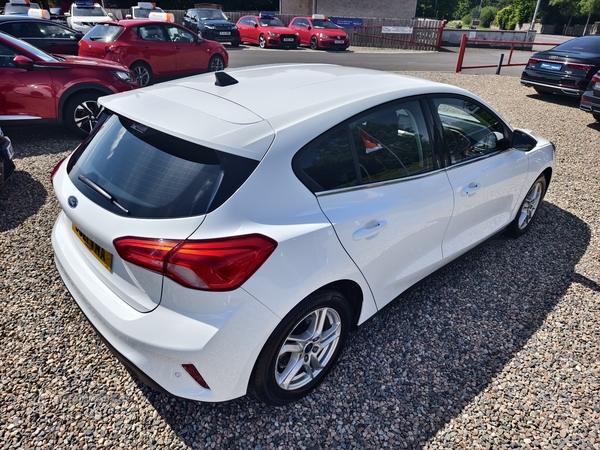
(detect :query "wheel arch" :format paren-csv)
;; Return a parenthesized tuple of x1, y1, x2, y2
(58, 84, 113, 123)
(304, 279, 364, 330)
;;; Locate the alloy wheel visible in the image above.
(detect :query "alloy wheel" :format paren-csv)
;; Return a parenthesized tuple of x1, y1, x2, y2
(275, 307, 342, 391)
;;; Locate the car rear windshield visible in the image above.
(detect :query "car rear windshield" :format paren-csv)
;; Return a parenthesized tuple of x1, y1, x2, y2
(554, 36, 600, 53)
(67, 114, 259, 219)
(83, 24, 124, 42)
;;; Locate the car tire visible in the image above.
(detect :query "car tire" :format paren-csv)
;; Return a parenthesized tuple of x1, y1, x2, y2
(506, 174, 547, 238)
(230, 39, 240, 48)
(593, 113, 600, 122)
(130, 61, 152, 88)
(208, 55, 225, 72)
(249, 288, 351, 405)
(259, 34, 267, 48)
(310, 36, 318, 50)
(64, 92, 104, 137)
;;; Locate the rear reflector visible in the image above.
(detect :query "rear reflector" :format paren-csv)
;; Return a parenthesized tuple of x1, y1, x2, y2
(182, 364, 210, 389)
(114, 234, 277, 291)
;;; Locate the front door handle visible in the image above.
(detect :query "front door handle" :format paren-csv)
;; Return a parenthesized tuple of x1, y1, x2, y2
(353, 220, 388, 240)
(461, 182, 482, 196)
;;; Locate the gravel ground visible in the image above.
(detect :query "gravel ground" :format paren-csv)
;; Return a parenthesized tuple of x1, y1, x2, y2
(1, 73, 600, 449)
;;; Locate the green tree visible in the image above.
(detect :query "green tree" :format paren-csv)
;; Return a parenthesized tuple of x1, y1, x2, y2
(549, 0, 581, 26)
(479, 5, 497, 27)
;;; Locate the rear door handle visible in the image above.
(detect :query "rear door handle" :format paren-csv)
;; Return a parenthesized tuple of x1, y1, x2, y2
(461, 182, 482, 196)
(353, 220, 388, 240)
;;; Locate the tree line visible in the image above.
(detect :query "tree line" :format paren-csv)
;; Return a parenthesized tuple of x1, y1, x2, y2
(417, 0, 600, 28)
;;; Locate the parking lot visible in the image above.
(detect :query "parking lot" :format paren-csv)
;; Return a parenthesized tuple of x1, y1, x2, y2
(1, 68, 600, 449)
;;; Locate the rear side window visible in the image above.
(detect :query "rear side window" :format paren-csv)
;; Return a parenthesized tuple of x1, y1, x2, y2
(83, 24, 124, 42)
(0, 22, 38, 38)
(67, 114, 258, 219)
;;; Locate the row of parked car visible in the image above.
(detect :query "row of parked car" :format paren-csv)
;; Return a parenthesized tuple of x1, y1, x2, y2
(520, 34, 600, 122)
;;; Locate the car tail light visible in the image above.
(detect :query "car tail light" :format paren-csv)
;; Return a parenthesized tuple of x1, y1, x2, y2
(114, 234, 277, 291)
(566, 63, 592, 72)
(527, 58, 539, 66)
(51, 156, 67, 182)
(592, 73, 600, 83)
(105, 45, 123, 54)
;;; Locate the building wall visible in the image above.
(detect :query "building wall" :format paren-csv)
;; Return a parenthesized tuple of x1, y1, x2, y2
(281, 0, 418, 20)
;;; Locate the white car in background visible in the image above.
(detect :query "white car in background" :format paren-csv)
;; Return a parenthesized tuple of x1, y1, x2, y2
(65, 1, 112, 33)
(126, 1, 164, 19)
(2, 0, 39, 15)
(51, 64, 555, 405)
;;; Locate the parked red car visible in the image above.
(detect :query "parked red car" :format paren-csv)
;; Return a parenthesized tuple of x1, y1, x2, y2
(78, 19, 229, 87)
(0, 31, 138, 136)
(288, 14, 349, 50)
(236, 12, 298, 48)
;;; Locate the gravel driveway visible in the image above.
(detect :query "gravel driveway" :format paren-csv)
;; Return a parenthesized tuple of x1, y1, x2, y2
(1, 73, 599, 449)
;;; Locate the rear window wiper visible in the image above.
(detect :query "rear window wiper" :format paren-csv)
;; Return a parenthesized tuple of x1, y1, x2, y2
(78, 174, 130, 215)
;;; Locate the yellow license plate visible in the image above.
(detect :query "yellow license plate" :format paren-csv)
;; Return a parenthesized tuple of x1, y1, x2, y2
(72, 223, 113, 271)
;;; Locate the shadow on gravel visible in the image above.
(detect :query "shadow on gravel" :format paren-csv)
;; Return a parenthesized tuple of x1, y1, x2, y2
(2, 125, 82, 159)
(0, 171, 47, 232)
(526, 92, 581, 108)
(129, 201, 590, 449)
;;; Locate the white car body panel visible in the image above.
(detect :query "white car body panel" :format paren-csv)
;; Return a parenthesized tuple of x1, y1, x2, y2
(317, 171, 454, 309)
(442, 149, 529, 258)
(99, 87, 275, 161)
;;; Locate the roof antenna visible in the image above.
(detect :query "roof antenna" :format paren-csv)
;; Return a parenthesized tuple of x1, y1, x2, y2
(214, 72, 238, 87)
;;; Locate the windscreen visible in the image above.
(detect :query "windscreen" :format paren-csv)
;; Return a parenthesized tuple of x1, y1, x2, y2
(67, 114, 259, 219)
(197, 9, 226, 20)
(73, 5, 107, 16)
(133, 7, 162, 18)
(312, 19, 339, 29)
(259, 18, 284, 27)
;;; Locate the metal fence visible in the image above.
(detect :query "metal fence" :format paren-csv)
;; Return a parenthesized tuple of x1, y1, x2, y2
(106, 10, 444, 51)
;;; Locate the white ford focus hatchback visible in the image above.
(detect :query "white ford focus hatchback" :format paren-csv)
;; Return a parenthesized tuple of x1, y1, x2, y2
(51, 64, 554, 405)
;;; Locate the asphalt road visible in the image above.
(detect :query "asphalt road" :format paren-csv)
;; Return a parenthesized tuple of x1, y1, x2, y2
(226, 34, 574, 78)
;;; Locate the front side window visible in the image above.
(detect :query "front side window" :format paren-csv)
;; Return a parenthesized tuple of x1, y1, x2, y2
(433, 97, 506, 164)
(165, 25, 195, 42)
(67, 114, 259, 218)
(37, 23, 78, 39)
(349, 101, 433, 183)
(0, 43, 17, 67)
(0, 22, 38, 38)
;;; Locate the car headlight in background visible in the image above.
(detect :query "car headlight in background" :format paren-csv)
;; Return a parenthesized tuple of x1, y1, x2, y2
(320, 33, 332, 39)
(204, 25, 215, 29)
(268, 31, 280, 37)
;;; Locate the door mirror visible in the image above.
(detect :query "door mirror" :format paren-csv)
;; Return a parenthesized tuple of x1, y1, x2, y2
(126, 14, 132, 19)
(13, 55, 34, 70)
(512, 129, 538, 151)
(254, 23, 258, 28)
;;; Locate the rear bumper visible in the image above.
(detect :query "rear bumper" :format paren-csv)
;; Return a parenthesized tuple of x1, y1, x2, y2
(580, 91, 600, 115)
(520, 70, 588, 96)
(52, 211, 280, 402)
